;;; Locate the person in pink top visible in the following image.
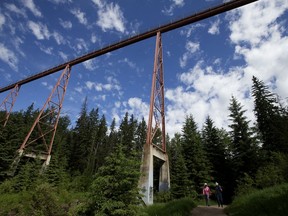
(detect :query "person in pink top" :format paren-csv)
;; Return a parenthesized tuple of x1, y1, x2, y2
(202, 183, 211, 206)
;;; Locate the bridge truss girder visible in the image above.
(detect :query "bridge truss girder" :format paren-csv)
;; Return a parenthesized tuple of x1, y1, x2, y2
(0, 84, 20, 127)
(9, 65, 72, 175)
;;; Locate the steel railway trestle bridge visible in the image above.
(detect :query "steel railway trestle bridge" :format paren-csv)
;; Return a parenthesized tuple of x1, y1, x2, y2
(0, 0, 258, 205)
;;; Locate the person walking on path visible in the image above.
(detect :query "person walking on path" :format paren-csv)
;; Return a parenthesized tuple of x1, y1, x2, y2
(215, 182, 224, 207)
(202, 183, 211, 206)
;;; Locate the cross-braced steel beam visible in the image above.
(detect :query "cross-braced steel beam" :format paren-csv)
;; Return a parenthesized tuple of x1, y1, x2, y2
(9, 65, 72, 175)
(146, 31, 166, 152)
(0, 84, 20, 127)
(139, 32, 170, 205)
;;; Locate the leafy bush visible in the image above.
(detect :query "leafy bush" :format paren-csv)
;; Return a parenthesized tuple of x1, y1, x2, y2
(28, 183, 65, 216)
(225, 183, 288, 216)
(0, 191, 31, 216)
(234, 173, 256, 196)
(0, 179, 16, 193)
(144, 197, 196, 216)
(0, 179, 89, 216)
(154, 191, 171, 203)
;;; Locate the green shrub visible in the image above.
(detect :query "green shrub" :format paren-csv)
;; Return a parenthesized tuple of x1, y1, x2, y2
(28, 183, 65, 216)
(0, 179, 16, 193)
(154, 191, 171, 203)
(225, 183, 288, 216)
(234, 173, 256, 196)
(144, 197, 196, 216)
(0, 191, 31, 216)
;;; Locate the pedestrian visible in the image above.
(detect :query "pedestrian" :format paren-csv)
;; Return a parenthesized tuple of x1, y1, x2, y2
(202, 183, 211, 206)
(215, 182, 224, 207)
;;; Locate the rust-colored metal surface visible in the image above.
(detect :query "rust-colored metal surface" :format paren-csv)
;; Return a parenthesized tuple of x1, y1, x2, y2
(146, 32, 166, 152)
(0, 0, 258, 94)
(9, 65, 72, 175)
(0, 84, 20, 127)
(19, 65, 71, 154)
(139, 32, 170, 205)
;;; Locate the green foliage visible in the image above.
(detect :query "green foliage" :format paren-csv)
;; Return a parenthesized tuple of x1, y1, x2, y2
(169, 133, 192, 199)
(226, 183, 288, 216)
(0, 179, 16, 193)
(202, 117, 230, 192)
(252, 76, 288, 154)
(228, 96, 259, 176)
(0, 191, 31, 216)
(154, 191, 171, 203)
(28, 183, 65, 216)
(255, 164, 284, 188)
(254, 152, 288, 188)
(85, 144, 141, 215)
(181, 115, 212, 191)
(144, 197, 196, 216)
(0, 182, 85, 216)
(0, 184, 64, 216)
(234, 173, 256, 196)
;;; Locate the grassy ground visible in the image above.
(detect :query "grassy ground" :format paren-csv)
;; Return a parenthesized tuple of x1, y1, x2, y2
(143, 197, 197, 216)
(225, 183, 288, 216)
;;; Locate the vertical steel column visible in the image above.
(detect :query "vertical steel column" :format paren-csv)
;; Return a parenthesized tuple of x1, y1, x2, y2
(146, 31, 166, 151)
(139, 32, 169, 205)
(9, 65, 72, 175)
(0, 84, 20, 127)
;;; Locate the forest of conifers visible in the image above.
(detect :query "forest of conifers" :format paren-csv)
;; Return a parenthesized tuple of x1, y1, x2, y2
(0, 75, 288, 215)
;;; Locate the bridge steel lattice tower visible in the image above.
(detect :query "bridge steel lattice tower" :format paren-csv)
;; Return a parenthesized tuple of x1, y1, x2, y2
(9, 65, 72, 175)
(0, 84, 20, 127)
(139, 32, 170, 205)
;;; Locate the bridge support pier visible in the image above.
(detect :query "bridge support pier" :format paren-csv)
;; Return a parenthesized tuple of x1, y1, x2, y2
(139, 144, 170, 205)
(139, 31, 170, 205)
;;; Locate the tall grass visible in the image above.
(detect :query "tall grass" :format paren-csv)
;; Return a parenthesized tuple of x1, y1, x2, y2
(225, 183, 288, 216)
(143, 197, 196, 216)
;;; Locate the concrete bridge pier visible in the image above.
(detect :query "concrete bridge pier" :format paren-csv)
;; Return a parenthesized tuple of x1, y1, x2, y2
(139, 143, 170, 205)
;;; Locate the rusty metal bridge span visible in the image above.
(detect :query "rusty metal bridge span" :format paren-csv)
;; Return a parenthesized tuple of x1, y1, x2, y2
(0, 0, 257, 94)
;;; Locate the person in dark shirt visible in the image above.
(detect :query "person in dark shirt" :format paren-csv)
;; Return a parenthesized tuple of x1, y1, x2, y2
(215, 182, 224, 207)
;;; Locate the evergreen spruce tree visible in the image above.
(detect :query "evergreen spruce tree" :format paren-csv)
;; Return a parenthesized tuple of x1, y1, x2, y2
(169, 133, 191, 199)
(181, 115, 211, 192)
(228, 96, 259, 196)
(107, 118, 119, 154)
(0, 107, 36, 179)
(84, 108, 100, 177)
(69, 98, 90, 174)
(87, 144, 141, 216)
(252, 76, 288, 154)
(135, 117, 147, 159)
(94, 114, 108, 171)
(202, 116, 228, 187)
(119, 113, 137, 156)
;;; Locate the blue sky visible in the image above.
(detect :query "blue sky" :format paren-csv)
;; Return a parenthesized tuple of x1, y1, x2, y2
(1, 0, 288, 136)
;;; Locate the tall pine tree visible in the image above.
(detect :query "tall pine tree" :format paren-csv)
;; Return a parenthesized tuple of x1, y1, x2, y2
(86, 144, 141, 216)
(169, 133, 191, 199)
(181, 115, 211, 192)
(202, 116, 228, 187)
(252, 76, 288, 154)
(228, 96, 259, 176)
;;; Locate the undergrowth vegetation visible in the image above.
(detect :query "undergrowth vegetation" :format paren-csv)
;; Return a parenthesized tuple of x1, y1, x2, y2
(0, 181, 86, 216)
(225, 183, 288, 216)
(143, 197, 196, 216)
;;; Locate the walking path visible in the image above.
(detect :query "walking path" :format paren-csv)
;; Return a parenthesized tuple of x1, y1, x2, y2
(191, 205, 227, 216)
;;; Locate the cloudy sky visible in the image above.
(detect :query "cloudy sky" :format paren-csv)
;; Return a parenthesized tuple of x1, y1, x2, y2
(0, 0, 288, 136)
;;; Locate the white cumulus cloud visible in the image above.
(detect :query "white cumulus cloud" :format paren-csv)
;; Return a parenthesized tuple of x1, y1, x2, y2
(22, 0, 42, 17)
(0, 43, 18, 71)
(94, 1, 126, 33)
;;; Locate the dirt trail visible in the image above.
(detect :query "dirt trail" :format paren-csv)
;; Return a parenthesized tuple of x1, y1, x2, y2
(191, 205, 227, 216)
